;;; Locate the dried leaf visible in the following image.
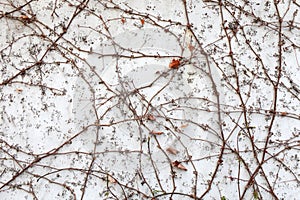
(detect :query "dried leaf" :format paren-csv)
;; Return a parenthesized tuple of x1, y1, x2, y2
(140, 18, 145, 25)
(188, 44, 195, 51)
(16, 88, 23, 93)
(169, 59, 180, 69)
(172, 160, 180, 166)
(172, 160, 187, 171)
(150, 130, 164, 135)
(180, 124, 189, 129)
(166, 147, 179, 155)
(108, 175, 116, 183)
(147, 114, 156, 121)
(177, 163, 188, 171)
(280, 112, 287, 116)
(19, 15, 29, 20)
(121, 17, 126, 24)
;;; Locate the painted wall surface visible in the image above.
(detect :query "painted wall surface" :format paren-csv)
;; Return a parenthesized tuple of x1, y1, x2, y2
(0, 0, 299, 199)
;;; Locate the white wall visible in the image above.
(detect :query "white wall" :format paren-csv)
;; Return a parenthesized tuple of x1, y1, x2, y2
(0, 0, 299, 199)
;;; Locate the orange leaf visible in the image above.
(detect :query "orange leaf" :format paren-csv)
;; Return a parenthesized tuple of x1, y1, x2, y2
(140, 18, 145, 25)
(172, 160, 187, 171)
(166, 147, 179, 155)
(150, 130, 164, 135)
(169, 59, 180, 69)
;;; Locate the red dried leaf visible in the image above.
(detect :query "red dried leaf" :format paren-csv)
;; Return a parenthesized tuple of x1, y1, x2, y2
(169, 59, 180, 69)
(166, 147, 179, 155)
(140, 18, 145, 25)
(121, 17, 126, 24)
(150, 130, 164, 135)
(172, 160, 187, 171)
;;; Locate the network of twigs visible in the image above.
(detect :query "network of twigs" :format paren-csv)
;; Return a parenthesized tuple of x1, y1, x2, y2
(0, 0, 300, 199)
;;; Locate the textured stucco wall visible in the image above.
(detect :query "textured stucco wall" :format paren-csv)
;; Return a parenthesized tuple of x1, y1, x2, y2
(0, 1, 300, 199)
